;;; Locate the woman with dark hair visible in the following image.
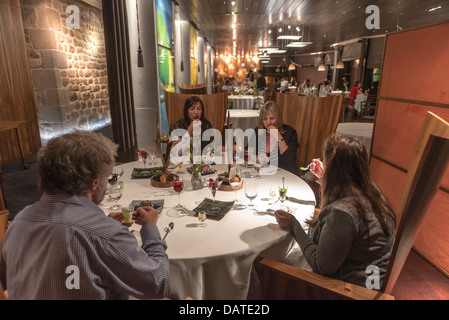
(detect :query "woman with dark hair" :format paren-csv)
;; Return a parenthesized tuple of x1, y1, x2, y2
(169, 96, 213, 151)
(249, 101, 299, 174)
(274, 134, 396, 288)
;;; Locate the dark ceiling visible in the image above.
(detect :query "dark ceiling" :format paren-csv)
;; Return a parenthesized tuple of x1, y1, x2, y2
(176, 0, 449, 57)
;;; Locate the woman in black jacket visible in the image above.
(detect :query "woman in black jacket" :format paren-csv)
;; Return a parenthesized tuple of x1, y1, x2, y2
(250, 101, 299, 175)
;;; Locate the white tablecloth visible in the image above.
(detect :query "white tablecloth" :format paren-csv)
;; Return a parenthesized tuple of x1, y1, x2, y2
(330, 91, 350, 98)
(228, 109, 260, 132)
(228, 95, 264, 110)
(354, 95, 367, 112)
(336, 122, 374, 154)
(107, 160, 315, 300)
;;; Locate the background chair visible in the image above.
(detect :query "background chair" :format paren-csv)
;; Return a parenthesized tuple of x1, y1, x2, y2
(254, 111, 449, 300)
(277, 93, 344, 170)
(165, 91, 228, 135)
(179, 84, 208, 94)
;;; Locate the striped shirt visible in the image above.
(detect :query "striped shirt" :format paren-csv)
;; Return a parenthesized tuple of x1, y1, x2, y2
(1, 193, 170, 299)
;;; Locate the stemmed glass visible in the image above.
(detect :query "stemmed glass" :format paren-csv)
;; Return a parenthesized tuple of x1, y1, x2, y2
(109, 162, 124, 183)
(148, 146, 157, 167)
(245, 181, 258, 207)
(207, 178, 223, 213)
(278, 186, 288, 208)
(229, 167, 245, 209)
(173, 176, 186, 211)
(197, 211, 207, 227)
(107, 181, 125, 210)
(137, 148, 149, 168)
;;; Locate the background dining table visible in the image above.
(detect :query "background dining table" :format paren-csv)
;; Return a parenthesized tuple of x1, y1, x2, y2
(105, 159, 316, 300)
(228, 94, 264, 110)
(227, 109, 260, 133)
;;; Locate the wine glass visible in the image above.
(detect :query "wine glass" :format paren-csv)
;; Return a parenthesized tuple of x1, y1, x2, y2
(137, 148, 149, 168)
(245, 181, 258, 207)
(229, 167, 244, 208)
(197, 211, 207, 227)
(278, 186, 288, 208)
(148, 146, 157, 167)
(109, 162, 124, 183)
(173, 176, 187, 212)
(207, 178, 223, 213)
(107, 181, 125, 210)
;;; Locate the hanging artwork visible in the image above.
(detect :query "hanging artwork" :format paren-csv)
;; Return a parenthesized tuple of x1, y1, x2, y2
(190, 24, 197, 85)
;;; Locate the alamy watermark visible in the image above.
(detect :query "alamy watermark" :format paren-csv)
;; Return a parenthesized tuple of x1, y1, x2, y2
(66, 5, 80, 30)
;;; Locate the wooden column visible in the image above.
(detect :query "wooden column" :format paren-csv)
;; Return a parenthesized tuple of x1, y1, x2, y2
(102, 0, 138, 162)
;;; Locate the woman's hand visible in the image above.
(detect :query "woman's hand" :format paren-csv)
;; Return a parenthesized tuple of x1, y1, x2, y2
(274, 210, 296, 228)
(188, 120, 201, 136)
(310, 158, 324, 179)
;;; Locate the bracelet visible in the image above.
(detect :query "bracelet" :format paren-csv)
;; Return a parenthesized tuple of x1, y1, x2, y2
(278, 138, 284, 144)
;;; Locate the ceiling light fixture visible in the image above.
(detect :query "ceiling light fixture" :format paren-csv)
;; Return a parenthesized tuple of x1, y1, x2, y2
(318, 64, 326, 71)
(336, 61, 344, 69)
(277, 35, 302, 40)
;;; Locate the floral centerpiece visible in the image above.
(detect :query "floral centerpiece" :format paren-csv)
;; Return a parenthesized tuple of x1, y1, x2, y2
(189, 151, 212, 190)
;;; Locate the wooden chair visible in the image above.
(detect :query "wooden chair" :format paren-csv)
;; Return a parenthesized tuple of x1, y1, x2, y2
(179, 84, 208, 95)
(276, 93, 344, 169)
(0, 210, 8, 300)
(254, 111, 449, 300)
(359, 100, 376, 122)
(165, 91, 228, 135)
(0, 156, 6, 211)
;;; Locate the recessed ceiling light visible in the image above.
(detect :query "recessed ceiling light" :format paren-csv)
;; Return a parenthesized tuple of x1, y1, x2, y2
(277, 35, 302, 40)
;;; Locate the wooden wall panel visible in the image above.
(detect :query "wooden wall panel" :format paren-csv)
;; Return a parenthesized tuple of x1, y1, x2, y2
(371, 21, 449, 276)
(373, 99, 449, 172)
(380, 23, 449, 104)
(0, 0, 41, 164)
(369, 157, 406, 214)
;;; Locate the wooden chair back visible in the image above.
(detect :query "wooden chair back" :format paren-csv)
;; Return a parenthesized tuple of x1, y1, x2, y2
(381, 111, 449, 294)
(179, 84, 208, 95)
(276, 93, 344, 169)
(254, 111, 449, 300)
(0, 157, 5, 210)
(165, 91, 228, 134)
(0, 210, 8, 246)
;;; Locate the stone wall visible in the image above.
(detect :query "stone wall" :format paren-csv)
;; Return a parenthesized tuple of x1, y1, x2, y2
(20, 0, 110, 143)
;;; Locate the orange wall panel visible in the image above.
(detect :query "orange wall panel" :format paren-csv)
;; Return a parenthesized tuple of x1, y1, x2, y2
(372, 99, 449, 170)
(369, 158, 406, 214)
(374, 21, 449, 275)
(380, 23, 449, 104)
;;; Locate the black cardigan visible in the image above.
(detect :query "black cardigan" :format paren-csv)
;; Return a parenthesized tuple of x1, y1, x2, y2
(249, 124, 299, 175)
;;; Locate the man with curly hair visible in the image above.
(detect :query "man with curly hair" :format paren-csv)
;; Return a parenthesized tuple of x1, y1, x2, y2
(0, 131, 170, 299)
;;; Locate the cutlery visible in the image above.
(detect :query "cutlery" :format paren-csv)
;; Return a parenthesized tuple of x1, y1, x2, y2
(163, 222, 174, 240)
(300, 158, 320, 171)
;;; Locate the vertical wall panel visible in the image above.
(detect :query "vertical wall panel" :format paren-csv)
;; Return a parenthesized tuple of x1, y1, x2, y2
(371, 21, 449, 276)
(0, 0, 41, 164)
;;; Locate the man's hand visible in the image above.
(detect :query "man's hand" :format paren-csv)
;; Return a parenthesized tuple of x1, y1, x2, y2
(134, 206, 159, 225)
(108, 211, 133, 227)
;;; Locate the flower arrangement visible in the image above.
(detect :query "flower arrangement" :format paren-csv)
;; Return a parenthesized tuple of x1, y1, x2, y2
(342, 77, 349, 92)
(189, 152, 211, 175)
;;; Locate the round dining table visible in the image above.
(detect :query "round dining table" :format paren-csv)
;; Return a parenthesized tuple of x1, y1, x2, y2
(228, 109, 260, 132)
(104, 159, 315, 300)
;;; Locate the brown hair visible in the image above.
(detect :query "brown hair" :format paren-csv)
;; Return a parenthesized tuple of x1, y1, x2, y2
(257, 101, 285, 134)
(307, 134, 395, 234)
(38, 130, 117, 195)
